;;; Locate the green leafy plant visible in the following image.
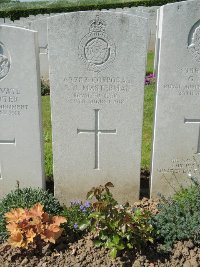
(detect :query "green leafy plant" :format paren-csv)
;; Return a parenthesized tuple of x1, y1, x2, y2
(0, 187, 63, 240)
(79, 182, 153, 258)
(151, 176, 200, 250)
(62, 200, 92, 232)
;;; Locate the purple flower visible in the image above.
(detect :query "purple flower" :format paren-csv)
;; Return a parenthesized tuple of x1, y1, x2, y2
(145, 73, 156, 85)
(145, 79, 150, 85)
(80, 204, 88, 213)
(84, 201, 91, 208)
(80, 204, 84, 210)
(73, 223, 78, 229)
(148, 73, 155, 78)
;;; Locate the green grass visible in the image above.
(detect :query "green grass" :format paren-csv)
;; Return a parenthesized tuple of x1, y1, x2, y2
(42, 53, 155, 177)
(146, 51, 154, 74)
(140, 52, 155, 169)
(141, 84, 155, 169)
(42, 96, 53, 180)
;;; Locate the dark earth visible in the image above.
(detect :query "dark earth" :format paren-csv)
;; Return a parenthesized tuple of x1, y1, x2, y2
(0, 171, 199, 266)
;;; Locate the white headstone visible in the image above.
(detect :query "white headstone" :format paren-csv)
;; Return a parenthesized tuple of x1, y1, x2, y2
(48, 11, 148, 204)
(0, 25, 44, 198)
(4, 18, 13, 25)
(13, 18, 31, 28)
(153, 8, 160, 75)
(13, 19, 27, 28)
(128, 6, 158, 52)
(28, 15, 37, 20)
(148, 7, 159, 51)
(151, 0, 200, 197)
(35, 14, 49, 19)
(29, 18, 49, 79)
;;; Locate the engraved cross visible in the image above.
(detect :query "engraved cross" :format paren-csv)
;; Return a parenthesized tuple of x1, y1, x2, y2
(77, 109, 117, 169)
(0, 138, 15, 179)
(184, 118, 200, 154)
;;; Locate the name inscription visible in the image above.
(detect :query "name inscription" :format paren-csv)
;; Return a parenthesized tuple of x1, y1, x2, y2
(163, 67, 200, 96)
(64, 76, 132, 105)
(157, 156, 200, 175)
(0, 87, 28, 116)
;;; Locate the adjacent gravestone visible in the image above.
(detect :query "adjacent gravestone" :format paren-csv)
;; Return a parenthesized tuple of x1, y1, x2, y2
(4, 18, 13, 25)
(128, 6, 158, 52)
(29, 18, 49, 79)
(148, 6, 159, 52)
(17, 17, 32, 28)
(153, 8, 160, 75)
(0, 25, 44, 198)
(48, 11, 148, 204)
(151, 0, 200, 197)
(124, 7, 150, 50)
(13, 19, 28, 28)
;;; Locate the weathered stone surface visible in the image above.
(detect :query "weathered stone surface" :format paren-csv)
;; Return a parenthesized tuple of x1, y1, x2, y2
(4, 18, 13, 25)
(48, 11, 148, 204)
(29, 18, 49, 79)
(0, 25, 44, 198)
(153, 7, 160, 75)
(151, 0, 200, 197)
(125, 6, 158, 51)
(124, 7, 150, 51)
(12, 19, 28, 28)
(147, 8, 157, 51)
(29, 18, 48, 53)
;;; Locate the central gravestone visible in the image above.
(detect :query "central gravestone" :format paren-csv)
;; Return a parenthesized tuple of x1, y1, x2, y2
(48, 11, 148, 204)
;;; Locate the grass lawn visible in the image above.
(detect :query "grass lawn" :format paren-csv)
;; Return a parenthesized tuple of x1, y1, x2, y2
(146, 51, 154, 74)
(141, 83, 154, 169)
(42, 96, 53, 179)
(42, 52, 155, 178)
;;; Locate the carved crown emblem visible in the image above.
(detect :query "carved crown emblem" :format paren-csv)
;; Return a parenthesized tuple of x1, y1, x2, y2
(78, 14, 116, 72)
(89, 15, 106, 32)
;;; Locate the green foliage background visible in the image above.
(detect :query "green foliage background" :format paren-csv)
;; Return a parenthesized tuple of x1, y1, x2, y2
(0, 0, 186, 20)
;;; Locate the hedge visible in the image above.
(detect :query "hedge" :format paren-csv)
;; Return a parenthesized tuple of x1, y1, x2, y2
(0, 0, 185, 20)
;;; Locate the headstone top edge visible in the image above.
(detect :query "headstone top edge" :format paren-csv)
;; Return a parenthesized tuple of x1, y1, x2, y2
(48, 10, 148, 23)
(161, 0, 199, 9)
(0, 24, 37, 34)
(30, 17, 48, 23)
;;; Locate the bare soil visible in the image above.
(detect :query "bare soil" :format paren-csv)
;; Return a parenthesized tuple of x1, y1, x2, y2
(0, 198, 199, 267)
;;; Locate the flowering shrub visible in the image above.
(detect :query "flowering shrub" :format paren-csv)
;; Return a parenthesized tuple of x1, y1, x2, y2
(145, 73, 156, 85)
(5, 203, 67, 249)
(62, 200, 92, 232)
(79, 182, 153, 258)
